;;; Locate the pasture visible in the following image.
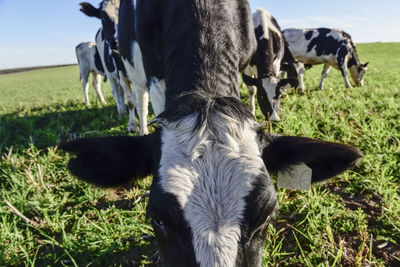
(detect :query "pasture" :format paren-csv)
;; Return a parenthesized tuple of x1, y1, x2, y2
(0, 42, 399, 266)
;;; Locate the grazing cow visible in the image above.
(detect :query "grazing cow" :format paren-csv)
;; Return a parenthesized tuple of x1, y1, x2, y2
(75, 41, 107, 106)
(61, 1, 362, 266)
(242, 9, 299, 121)
(81, 0, 152, 135)
(80, 2, 138, 133)
(283, 28, 368, 90)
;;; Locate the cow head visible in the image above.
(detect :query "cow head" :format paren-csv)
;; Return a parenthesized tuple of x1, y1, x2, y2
(243, 74, 298, 121)
(61, 96, 361, 267)
(281, 60, 304, 92)
(349, 62, 369, 87)
(80, 0, 119, 49)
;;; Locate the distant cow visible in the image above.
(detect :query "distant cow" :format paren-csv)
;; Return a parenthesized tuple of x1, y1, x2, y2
(62, 1, 362, 266)
(81, 0, 151, 135)
(75, 42, 107, 106)
(283, 28, 368, 90)
(242, 9, 299, 121)
(81, 3, 138, 133)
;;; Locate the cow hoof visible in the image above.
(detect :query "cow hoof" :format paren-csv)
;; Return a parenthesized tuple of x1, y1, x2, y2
(140, 128, 149, 136)
(117, 110, 127, 116)
(128, 125, 138, 133)
(270, 114, 281, 122)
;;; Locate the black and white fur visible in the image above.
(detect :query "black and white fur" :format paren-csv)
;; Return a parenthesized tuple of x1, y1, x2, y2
(283, 28, 368, 90)
(62, 1, 362, 266)
(81, 0, 160, 135)
(75, 41, 107, 106)
(242, 9, 299, 121)
(118, 0, 167, 136)
(80, 1, 138, 132)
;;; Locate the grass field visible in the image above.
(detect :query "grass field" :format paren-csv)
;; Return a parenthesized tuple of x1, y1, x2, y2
(0, 42, 399, 266)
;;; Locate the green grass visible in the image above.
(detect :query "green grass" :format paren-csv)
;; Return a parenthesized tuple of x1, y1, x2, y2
(1, 43, 399, 266)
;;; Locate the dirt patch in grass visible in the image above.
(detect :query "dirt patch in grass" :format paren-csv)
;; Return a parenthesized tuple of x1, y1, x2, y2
(326, 181, 382, 225)
(326, 181, 400, 266)
(92, 188, 150, 211)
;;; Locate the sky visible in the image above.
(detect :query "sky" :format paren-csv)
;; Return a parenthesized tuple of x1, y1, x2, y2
(0, 0, 399, 69)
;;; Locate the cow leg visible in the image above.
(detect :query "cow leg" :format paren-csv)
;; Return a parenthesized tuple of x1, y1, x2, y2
(339, 64, 352, 88)
(337, 50, 353, 88)
(92, 72, 107, 105)
(248, 85, 257, 116)
(119, 73, 138, 133)
(81, 71, 90, 106)
(149, 78, 166, 115)
(133, 83, 149, 135)
(319, 65, 331, 90)
(109, 77, 127, 116)
(297, 62, 306, 92)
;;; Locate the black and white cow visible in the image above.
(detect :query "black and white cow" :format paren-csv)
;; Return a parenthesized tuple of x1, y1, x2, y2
(75, 41, 107, 106)
(61, 1, 362, 266)
(80, 2, 138, 133)
(81, 0, 156, 135)
(242, 9, 299, 121)
(283, 28, 368, 90)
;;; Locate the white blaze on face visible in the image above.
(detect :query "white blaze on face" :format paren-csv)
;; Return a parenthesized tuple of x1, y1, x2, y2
(261, 77, 280, 121)
(159, 114, 264, 267)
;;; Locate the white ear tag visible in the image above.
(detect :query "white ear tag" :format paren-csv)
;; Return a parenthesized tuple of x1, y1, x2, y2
(277, 162, 312, 190)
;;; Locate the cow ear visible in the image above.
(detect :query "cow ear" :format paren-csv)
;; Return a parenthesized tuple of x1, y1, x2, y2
(363, 62, 369, 68)
(80, 2, 101, 18)
(242, 74, 260, 87)
(260, 135, 362, 183)
(60, 131, 161, 187)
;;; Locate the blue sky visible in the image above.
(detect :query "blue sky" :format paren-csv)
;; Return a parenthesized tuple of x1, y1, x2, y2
(0, 0, 399, 69)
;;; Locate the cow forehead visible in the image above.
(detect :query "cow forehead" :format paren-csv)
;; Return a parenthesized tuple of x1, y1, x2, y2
(158, 114, 265, 267)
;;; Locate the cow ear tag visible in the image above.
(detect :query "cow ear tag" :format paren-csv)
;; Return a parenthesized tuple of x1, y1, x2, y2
(277, 163, 312, 190)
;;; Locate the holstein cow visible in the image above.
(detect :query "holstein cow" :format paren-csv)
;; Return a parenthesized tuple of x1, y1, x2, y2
(242, 9, 299, 121)
(81, 0, 154, 135)
(61, 1, 362, 266)
(283, 28, 368, 90)
(80, 2, 138, 133)
(75, 41, 107, 106)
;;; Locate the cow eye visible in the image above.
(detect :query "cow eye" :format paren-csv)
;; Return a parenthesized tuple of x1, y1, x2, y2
(153, 219, 165, 230)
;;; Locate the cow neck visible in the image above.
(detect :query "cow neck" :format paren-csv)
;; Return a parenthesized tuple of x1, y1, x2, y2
(162, 0, 246, 106)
